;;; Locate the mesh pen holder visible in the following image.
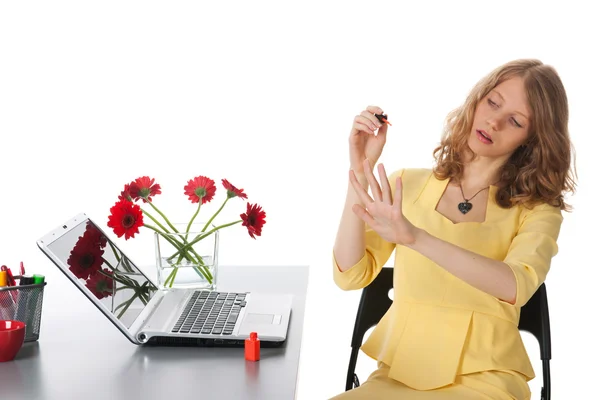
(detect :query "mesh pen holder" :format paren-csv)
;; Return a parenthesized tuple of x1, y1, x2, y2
(0, 276, 47, 342)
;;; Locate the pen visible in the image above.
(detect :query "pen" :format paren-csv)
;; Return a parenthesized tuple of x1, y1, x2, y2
(0, 266, 17, 301)
(375, 113, 392, 126)
(7, 269, 16, 287)
(15, 275, 34, 325)
(0, 271, 17, 320)
(20, 261, 25, 276)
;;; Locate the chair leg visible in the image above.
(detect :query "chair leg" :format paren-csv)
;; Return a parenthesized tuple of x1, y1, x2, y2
(542, 359, 550, 400)
(345, 348, 360, 391)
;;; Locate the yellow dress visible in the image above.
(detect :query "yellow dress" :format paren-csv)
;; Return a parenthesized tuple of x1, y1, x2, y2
(330, 168, 563, 400)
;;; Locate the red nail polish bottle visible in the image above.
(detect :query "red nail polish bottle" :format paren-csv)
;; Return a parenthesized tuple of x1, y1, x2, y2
(245, 332, 260, 361)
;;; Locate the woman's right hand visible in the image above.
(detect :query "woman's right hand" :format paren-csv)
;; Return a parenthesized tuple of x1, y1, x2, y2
(349, 105, 389, 175)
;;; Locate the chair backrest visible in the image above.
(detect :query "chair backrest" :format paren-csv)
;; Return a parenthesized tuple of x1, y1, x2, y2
(345, 267, 552, 400)
(518, 283, 552, 400)
(346, 267, 394, 390)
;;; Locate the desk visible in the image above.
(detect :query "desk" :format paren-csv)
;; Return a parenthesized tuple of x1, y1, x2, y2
(0, 265, 309, 400)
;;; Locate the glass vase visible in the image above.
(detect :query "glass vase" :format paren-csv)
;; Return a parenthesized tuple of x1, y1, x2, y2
(154, 223, 219, 290)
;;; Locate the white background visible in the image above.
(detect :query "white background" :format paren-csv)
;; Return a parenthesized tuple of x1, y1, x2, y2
(1, 1, 598, 398)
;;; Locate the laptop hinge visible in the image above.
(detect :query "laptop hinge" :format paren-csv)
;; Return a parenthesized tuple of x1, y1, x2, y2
(129, 289, 167, 341)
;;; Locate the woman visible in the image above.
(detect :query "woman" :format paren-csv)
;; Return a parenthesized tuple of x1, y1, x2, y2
(331, 59, 576, 399)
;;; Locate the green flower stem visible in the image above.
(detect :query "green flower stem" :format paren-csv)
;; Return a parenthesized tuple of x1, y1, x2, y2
(167, 237, 208, 265)
(103, 244, 134, 274)
(172, 196, 231, 272)
(163, 264, 212, 288)
(114, 298, 131, 312)
(143, 222, 205, 267)
(120, 274, 141, 289)
(146, 200, 180, 233)
(107, 241, 133, 271)
(121, 257, 135, 273)
(111, 279, 151, 316)
(192, 266, 212, 281)
(98, 269, 131, 287)
(167, 220, 241, 260)
(99, 268, 154, 301)
(186, 202, 202, 236)
(166, 266, 179, 287)
(140, 212, 206, 265)
(164, 265, 212, 286)
(177, 202, 203, 264)
(116, 292, 139, 319)
(138, 290, 149, 305)
(201, 197, 230, 232)
(144, 280, 157, 292)
(101, 258, 117, 271)
(137, 282, 150, 302)
(141, 209, 172, 235)
(96, 269, 142, 318)
(164, 251, 213, 286)
(144, 224, 201, 264)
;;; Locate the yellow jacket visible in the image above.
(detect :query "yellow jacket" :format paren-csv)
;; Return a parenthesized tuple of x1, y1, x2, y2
(333, 168, 563, 390)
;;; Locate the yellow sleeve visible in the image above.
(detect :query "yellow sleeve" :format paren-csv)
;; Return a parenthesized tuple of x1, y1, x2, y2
(332, 169, 404, 291)
(502, 202, 564, 308)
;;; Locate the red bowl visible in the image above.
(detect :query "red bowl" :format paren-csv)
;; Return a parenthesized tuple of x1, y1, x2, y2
(0, 320, 26, 362)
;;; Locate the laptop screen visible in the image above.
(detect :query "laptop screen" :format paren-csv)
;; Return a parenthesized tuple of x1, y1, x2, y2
(41, 217, 158, 329)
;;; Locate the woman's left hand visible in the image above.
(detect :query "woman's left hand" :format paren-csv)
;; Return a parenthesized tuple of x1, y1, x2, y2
(350, 159, 420, 246)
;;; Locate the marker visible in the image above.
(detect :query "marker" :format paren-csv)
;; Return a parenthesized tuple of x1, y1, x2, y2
(0, 265, 16, 286)
(33, 274, 45, 284)
(0, 270, 7, 288)
(1, 265, 17, 301)
(0, 271, 17, 320)
(15, 275, 35, 323)
(374, 113, 392, 126)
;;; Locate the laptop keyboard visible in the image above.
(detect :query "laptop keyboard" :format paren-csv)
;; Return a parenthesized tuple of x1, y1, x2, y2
(171, 291, 247, 335)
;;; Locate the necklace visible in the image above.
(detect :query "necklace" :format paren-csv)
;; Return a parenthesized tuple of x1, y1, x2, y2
(458, 183, 489, 214)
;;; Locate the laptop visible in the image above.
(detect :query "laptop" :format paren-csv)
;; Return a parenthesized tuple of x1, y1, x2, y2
(36, 213, 293, 347)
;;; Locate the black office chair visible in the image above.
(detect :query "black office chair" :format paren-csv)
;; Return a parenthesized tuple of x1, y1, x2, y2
(345, 267, 552, 400)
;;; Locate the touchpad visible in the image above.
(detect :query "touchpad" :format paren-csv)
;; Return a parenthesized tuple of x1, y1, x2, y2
(245, 313, 275, 324)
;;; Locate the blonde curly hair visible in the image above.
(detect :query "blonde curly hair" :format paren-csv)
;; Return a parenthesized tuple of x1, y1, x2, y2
(432, 59, 576, 211)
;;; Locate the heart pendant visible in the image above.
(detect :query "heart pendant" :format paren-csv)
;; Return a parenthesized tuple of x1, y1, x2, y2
(458, 202, 472, 214)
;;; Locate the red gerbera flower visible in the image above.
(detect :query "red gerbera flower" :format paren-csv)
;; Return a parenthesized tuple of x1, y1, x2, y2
(107, 199, 144, 239)
(129, 176, 161, 203)
(68, 234, 105, 280)
(184, 176, 216, 204)
(221, 179, 248, 200)
(118, 183, 135, 202)
(240, 203, 266, 239)
(83, 222, 108, 248)
(85, 268, 114, 300)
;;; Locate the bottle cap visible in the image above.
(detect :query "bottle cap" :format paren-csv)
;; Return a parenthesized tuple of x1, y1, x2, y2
(0, 271, 7, 286)
(33, 274, 45, 284)
(245, 331, 260, 361)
